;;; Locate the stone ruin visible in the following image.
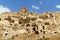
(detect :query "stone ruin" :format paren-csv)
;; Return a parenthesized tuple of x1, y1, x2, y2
(0, 7, 60, 40)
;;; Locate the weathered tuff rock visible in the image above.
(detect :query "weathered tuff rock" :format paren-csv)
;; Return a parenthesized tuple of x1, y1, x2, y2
(0, 7, 60, 40)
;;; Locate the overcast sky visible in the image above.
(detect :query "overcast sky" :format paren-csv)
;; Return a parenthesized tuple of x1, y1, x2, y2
(0, 0, 60, 14)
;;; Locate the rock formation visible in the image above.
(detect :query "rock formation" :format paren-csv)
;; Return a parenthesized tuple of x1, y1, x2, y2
(0, 7, 60, 40)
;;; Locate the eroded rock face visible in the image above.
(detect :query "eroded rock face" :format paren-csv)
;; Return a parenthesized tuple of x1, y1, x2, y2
(0, 7, 60, 40)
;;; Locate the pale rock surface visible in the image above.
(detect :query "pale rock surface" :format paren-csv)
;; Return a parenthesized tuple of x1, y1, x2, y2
(0, 7, 60, 40)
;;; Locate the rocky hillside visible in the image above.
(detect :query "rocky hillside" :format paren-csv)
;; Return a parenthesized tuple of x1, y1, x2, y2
(0, 7, 60, 40)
